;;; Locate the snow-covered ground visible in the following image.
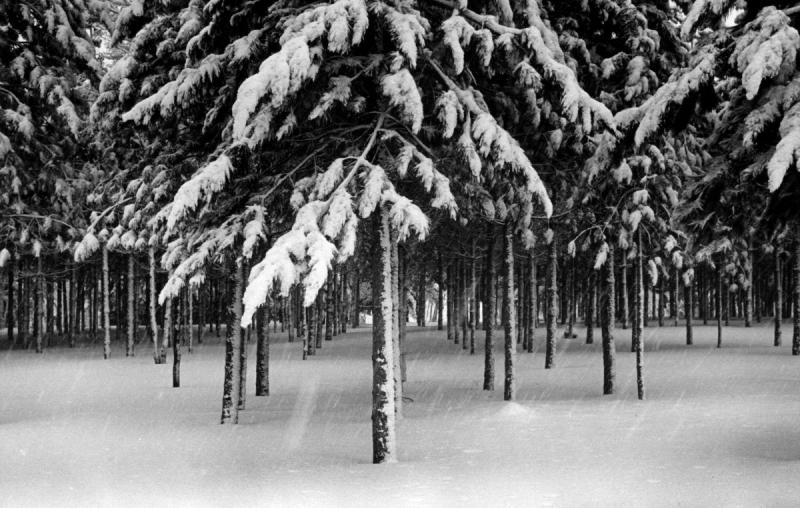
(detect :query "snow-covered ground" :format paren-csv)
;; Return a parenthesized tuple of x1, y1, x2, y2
(1, 322, 799, 507)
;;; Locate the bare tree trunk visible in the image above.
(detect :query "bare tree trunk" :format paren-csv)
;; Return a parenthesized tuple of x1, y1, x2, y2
(793, 241, 800, 356)
(372, 206, 397, 463)
(437, 252, 444, 331)
(545, 237, 557, 369)
(527, 246, 537, 352)
(325, 276, 334, 341)
(7, 254, 14, 347)
(586, 269, 595, 345)
(717, 261, 723, 349)
(35, 256, 44, 353)
(172, 296, 181, 387)
(745, 242, 753, 327)
(601, 243, 616, 395)
(634, 232, 644, 400)
(102, 246, 110, 359)
(417, 260, 426, 327)
(353, 272, 360, 328)
(776, 247, 783, 347)
(565, 256, 575, 338)
(390, 231, 402, 415)
(220, 259, 243, 424)
(446, 263, 454, 341)
(399, 249, 408, 381)
(187, 287, 194, 353)
(126, 254, 135, 356)
(685, 272, 693, 345)
(484, 227, 496, 391)
(502, 220, 516, 400)
(287, 292, 295, 342)
(148, 246, 160, 363)
(256, 304, 269, 396)
(470, 239, 477, 355)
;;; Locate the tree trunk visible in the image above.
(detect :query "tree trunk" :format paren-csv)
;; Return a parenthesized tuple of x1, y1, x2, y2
(172, 296, 181, 387)
(685, 273, 693, 345)
(325, 277, 334, 341)
(586, 269, 595, 345)
(793, 241, 800, 356)
(601, 243, 616, 395)
(545, 237, 558, 369)
(221, 258, 244, 424)
(446, 263, 454, 341)
(775, 247, 783, 347)
(126, 254, 135, 356)
(634, 232, 644, 400)
(390, 231, 402, 415)
(484, 227, 496, 391)
(102, 246, 110, 359)
(437, 252, 444, 331)
(256, 305, 269, 395)
(148, 246, 160, 363)
(417, 260, 426, 327)
(527, 246, 537, 352)
(565, 256, 575, 338)
(7, 254, 14, 347)
(461, 258, 468, 350)
(717, 261, 723, 349)
(470, 239, 477, 355)
(187, 287, 194, 352)
(502, 220, 516, 400)
(371, 206, 397, 464)
(620, 257, 629, 330)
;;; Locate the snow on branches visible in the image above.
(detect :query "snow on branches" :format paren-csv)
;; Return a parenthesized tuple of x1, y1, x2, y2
(166, 154, 233, 232)
(731, 8, 799, 100)
(381, 69, 423, 134)
(766, 102, 800, 192)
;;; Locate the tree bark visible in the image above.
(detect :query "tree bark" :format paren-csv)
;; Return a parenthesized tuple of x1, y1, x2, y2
(745, 242, 753, 327)
(390, 231, 402, 415)
(601, 243, 616, 395)
(325, 276, 334, 341)
(634, 233, 644, 400)
(372, 206, 397, 464)
(102, 246, 110, 359)
(717, 261, 723, 349)
(256, 304, 269, 395)
(586, 269, 595, 345)
(545, 237, 558, 369)
(148, 246, 160, 363)
(502, 220, 516, 400)
(793, 241, 800, 356)
(470, 239, 477, 354)
(221, 258, 244, 424)
(172, 296, 181, 387)
(7, 254, 14, 347)
(126, 254, 135, 356)
(484, 227, 496, 391)
(775, 247, 783, 347)
(685, 272, 693, 345)
(446, 263, 454, 341)
(417, 260, 426, 326)
(437, 252, 444, 331)
(527, 246, 537, 352)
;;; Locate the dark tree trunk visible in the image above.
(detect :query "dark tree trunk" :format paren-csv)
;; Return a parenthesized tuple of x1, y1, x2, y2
(717, 261, 723, 349)
(7, 254, 14, 346)
(586, 269, 595, 345)
(446, 263, 454, 341)
(437, 252, 444, 331)
(172, 296, 181, 388)
(502, 220, 516, 400)
(685, 273, 693, 345)
(34, 256, 43, 353)
(565, 256, 575, 338)
(634, 233, 644, 400)
(775, 247, 783, 347)
(469, 239, 477, 355)
(527, 247, 537, 352)
(484, 227, 496, 391)
(793, 241, 800, 356)
(353, 272, 360, 328)
(220, 259, 244, 424)
(545, 237, 558, 369)
(256, 305, 269, 396)
(372, 206, 396, 464)
(417, 260, 426, 327)
(601, 243, 616, 395)
(325, 277, 334, 341)
(620, 257, 629, 329)
(127, 254, 135, 356)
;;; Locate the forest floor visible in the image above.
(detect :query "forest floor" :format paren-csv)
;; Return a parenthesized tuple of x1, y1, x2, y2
(1, 321, 799, 507)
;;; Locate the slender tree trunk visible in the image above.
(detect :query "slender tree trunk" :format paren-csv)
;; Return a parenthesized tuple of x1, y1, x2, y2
(634, 232, 645, 400)
(446, 263, 454, 341)
(221, 258, 244, 424)
(470, 240, 477, 354)
(390, 232, 402, 415)
(148, 246, 160, 363)
(717, 261, 723, 349)
(586, 269, 596, 344)
(417, 260, 426, 326)
(287, 292, 295, 342)
(685, 273, 693, 345)
(325, 277, 334, 341)
(353, 272, 360, 328)
(172, 296, 181, 387)
(527, 247, 537, 352)
(126, 254, 135, 356)
(437, 252, 444, 331)
(372, 207, 397, 463)
(620, 257, 629, 329)
(461, 258, 469, 350)
(34, 256, 43, 353)
(7, 254, 14, 347)
(545, 237, 558, 369)
(315, 285, 324, 349)
(69, 266, 76, 347)
(775, 248, 783, 347)
(256, 305, 269, 396)
(102, 246, 110, 359)
(502, 220, 516, 400)
(565, 256, 575, 338)
(793, 241, 800, 356)
(601, 243, 616, 395)
(484, 227, 496, 391)
(187, 287, 194, 352)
